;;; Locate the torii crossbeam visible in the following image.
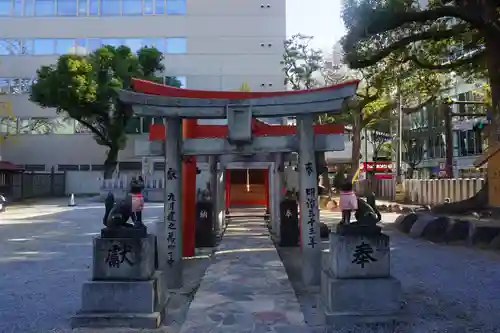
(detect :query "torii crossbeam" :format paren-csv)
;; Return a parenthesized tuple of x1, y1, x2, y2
(118, 78, 359, 288)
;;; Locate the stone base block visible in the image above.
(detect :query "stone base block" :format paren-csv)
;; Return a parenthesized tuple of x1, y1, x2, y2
(93, 234, 156, 281)
(329, 232, 390, 279)
(72, 272, 167, 329)
(71, 312, 162, 329)
(321, 270, 401, 327)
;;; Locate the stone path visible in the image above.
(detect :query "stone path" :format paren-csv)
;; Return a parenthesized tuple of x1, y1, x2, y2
(180, 209, 310, 333)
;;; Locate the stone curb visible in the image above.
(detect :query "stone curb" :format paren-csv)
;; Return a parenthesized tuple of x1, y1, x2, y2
(394, 212, 500, 249)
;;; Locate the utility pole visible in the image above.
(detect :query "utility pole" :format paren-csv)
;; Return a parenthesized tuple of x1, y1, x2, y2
(442, 102, 454, 178)
(395, 83, 403, 183)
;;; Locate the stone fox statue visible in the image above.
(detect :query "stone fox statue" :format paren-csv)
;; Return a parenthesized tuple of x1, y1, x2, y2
(103, 192, 135, 228)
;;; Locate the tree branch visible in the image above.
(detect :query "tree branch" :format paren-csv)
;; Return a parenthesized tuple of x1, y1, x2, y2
(75, 117, 111, 146)
(360, 7, 486, 38)
(406, 49, 486, 70)
(346, 24, 471, 68)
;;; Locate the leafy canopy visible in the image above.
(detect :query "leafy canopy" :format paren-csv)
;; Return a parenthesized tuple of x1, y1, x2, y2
(30, 45, 180, 175)
(340, 0, 498, 82)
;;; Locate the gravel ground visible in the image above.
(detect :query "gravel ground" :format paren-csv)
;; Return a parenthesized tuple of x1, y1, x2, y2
(5, 204, 500, 333)
(278, 211, 500, 333)
(0, 203, 211, 333)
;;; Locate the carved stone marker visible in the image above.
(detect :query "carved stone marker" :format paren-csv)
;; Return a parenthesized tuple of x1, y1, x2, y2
(71, 200, 166, 329)
(321, 230, 402, 329)
(93, 236, 156, 281)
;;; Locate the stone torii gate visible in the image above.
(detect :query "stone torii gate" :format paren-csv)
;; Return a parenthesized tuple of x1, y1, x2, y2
(117, 79, 359, 287)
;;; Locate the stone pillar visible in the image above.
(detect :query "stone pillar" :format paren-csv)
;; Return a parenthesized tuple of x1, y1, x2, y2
(273, 153, 284, 241)
(216, 163, 226, 236)
(268, 163, 276, 234)
(208, 156, 218, 235)
(297, 115, 321, 286)
(321, 231, 401, 329)
(163, 118, 183, 288)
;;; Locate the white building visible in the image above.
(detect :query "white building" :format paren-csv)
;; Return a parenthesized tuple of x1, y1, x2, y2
(0, 0, 286, 173)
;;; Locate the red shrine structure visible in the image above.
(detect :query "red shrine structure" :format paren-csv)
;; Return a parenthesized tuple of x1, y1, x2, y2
(132, 78, 350, 257)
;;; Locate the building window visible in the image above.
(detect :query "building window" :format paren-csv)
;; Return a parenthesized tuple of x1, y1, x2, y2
(124, 38, 142, 53)
(0, 0, 11, 15)
(100, 0, 120, 15)
(77, 0, 86, 14)
(23, 0, 34, 15)
(88, 0, 98, 14)
(31, 117, 52, 134)
(2, 37, 184, 55)
(122, 0, 141, 15)
(165, 37, 186, 53)
(142, 0, 152, 13)
(13, 0, 22, 15)
(87, 38, 102, 52)
(75, 121, 92, 134)
(35, 0, 55, 15)
(101, 38, 122, 47)
(55, 39, 76, 55)
(52, 118, 75, 134)
(33, 39, 55, 55)
(154, 0, 164, 14)
(142, 38, 165, 51)
(57, 0, 77, 15)
(166, 0, 184, 14)
(0, 117, 16, 134)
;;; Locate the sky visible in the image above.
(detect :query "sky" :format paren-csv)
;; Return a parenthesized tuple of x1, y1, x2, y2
(286, 0, 346, 53)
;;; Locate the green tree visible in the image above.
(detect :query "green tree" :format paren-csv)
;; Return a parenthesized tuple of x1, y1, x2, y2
(30, 45, 180, 178)
(282, 34, 332, 191)
(341, 0, 499, 143)
(325, 60, 444, 178)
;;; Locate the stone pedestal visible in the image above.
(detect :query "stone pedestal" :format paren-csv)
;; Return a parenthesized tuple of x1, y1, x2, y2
(320, 232, 402, 329)
(72, 234, 166, 329)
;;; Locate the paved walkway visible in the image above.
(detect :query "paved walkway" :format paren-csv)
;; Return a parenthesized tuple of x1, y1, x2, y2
(180, 209, 310, 333)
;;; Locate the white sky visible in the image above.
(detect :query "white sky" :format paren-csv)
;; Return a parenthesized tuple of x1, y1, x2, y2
(286, 0, 345, 53)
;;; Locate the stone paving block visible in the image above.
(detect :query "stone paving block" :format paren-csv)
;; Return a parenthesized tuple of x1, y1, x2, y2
(179, 212, 311, 333)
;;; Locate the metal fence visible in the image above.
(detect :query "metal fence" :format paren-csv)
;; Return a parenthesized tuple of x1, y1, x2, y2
(2, 171, 65, 202)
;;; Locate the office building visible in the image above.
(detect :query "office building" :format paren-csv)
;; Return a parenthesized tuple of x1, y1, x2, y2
(0, 0, 286, 172)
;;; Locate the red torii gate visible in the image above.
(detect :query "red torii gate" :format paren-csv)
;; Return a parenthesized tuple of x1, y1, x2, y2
(132, 78, 347, 257)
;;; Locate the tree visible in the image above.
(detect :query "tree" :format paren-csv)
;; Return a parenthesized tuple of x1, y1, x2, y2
(340, 0, 500, 210)
(282, 34, 332, 192)
(325, 60, 444, 179)
(30, 45, 180, 178)
(341, 0, 499, 145)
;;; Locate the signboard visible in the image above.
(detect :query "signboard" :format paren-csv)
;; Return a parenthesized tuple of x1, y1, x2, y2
(360, 162, 393, 179)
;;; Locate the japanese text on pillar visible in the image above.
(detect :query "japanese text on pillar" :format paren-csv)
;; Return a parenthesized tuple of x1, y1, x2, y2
(305, 187, 317, 248)
(166, 168, 177, 266)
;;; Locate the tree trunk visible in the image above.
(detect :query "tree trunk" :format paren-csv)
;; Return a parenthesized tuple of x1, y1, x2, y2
(103, 145, 119, 179)
(407, 167, 414, 179)
(432, 32, 500, 213)
(349, 124, 362, 179)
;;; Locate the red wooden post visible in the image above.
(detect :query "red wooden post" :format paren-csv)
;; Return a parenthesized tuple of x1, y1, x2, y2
(182, 119, 197, 257)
